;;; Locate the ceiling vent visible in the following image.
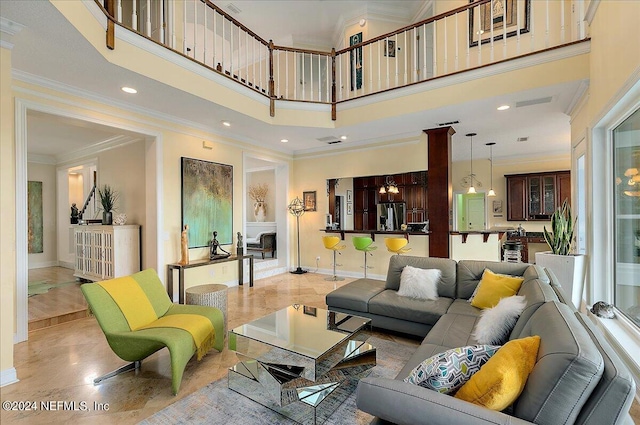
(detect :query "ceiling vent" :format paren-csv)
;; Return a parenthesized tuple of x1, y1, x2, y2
(436, 120, 459, 126)
(317, 136, 338, 142)
(327, 140, 342, 145)
(515, 97, 552, 108)
(226, 3, 241, 14)
(517, 137, 529, 142)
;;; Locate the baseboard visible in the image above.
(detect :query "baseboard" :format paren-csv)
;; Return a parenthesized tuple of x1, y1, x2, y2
(0, 368, 19, 387)
(27, 260, 59, 269)
(315, 268, 386, 281)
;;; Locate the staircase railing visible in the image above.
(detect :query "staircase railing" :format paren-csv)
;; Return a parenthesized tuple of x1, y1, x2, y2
(95, 0, 588, 120)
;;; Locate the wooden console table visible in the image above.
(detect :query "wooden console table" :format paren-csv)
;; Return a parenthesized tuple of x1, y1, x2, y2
(167, 255, 254, 304)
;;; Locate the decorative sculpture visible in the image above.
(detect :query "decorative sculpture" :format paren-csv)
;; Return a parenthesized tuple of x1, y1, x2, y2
(236, 231, 243, 256)
(179, 225, 189, 265)
(70, 203, 79, 224)
(209, 231, 230, 260)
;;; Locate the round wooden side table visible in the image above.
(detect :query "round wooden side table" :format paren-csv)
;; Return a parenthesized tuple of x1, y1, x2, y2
(185, 284, 228, 336)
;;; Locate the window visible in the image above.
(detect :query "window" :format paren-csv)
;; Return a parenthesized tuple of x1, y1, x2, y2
(613, 108, 640, 327)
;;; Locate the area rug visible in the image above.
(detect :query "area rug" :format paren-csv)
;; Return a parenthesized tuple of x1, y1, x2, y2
(141, 335, 418, 425)
(28, 280, 78, 297)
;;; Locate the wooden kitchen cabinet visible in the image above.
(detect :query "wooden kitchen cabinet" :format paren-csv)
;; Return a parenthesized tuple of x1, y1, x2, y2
(506, 171, 570, 221)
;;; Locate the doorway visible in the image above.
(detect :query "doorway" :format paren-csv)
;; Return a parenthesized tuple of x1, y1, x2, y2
(454, 192, 487, 231)
(16, 101, 163, 342)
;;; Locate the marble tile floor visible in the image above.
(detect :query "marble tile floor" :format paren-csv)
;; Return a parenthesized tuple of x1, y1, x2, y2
(3, 271, 639, 424)
(1, 272, 418, 424)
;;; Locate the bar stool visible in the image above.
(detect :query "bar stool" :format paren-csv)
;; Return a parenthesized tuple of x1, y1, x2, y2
(352, 236, 377, 278)
(385, 237, 411, 255)
(322, 236, 346, 281)
(502, 240, 523, 263)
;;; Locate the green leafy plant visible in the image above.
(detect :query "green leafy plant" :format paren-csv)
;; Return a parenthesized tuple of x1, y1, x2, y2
(543, 199, 575, 255)
(98, 185, 119, 213)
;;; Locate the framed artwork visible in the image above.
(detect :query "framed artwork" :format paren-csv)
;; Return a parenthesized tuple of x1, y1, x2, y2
(303, 306, 317, 317)
(303, 191, 317, 211)
(27, 181, 43, 253)
(493, 200, 503, 214)
(384, 39, 396, 57)
(349, 32, 363, 91)
(347, 203, 353, 215)
(181, 157, 233, 248)
(468, 0, 530, 47)
(346, 189, 353, 202)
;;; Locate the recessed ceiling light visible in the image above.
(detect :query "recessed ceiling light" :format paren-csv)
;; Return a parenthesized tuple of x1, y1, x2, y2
(340, 135, 348, 140)
(121, 86, 137, 94)
(497, 105, 510, 111)
(222, 121, 231, 127)
(280, 139, 288, 143)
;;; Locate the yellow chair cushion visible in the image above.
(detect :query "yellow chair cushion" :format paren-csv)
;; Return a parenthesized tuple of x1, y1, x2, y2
(470, 269, 524, 309)
(454, 335, 540, 411)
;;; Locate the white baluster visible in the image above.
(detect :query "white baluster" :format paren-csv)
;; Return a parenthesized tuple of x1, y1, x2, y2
(230, 23, 234, 78)
(530, 0, 535, 52)
(560, 0, 566, 43)
(433, 22, 437, 77)
(490, 0, 494, 62)
(423, 24, 427, 79)
(454, 19, 459, 73)
(516, 0, 521, 54)
(182, 0, 185, 54)
(318, 53, 322, 101)
(413, 27, 417, 83)
(285, 50, 289, 98)
(477, 5, 482, 65)
(378, 40, 381, 90)
(545, 0, 550, 48)
(245, 32, 248, 85)
(147, 0, 151, 37)
(193, 0, 197, 58)
(403, 30, 407, 84)
(133, 0, 138, 31)
(116, 0, 122, 22)
(326, 55, 330, 102)
(444, 16, 448, 74)
(503, 0, 508, 59)
(159, 0, 165, 44)
(222, 18, 225, 71)
(394, 34, 398, 88)
(203, 3, 207, 65)
(369, 43, 373, 93)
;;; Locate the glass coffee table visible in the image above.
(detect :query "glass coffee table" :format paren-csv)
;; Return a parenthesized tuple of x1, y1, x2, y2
(228, 305, 375, 425)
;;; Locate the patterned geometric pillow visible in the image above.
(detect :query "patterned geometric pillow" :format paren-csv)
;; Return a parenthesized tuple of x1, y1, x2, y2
(403, 345, 501, 394)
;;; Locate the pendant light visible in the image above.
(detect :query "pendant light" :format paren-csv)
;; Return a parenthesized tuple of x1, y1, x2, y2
(466, 133, 477, 194)
(486, 142, 496, 197)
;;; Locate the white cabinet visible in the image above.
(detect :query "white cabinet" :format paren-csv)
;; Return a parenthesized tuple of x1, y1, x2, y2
(74, 225, 140, 281)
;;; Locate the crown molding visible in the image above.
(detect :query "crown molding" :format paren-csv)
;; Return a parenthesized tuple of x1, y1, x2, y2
(27, 154, 56, 165)
(338, 40, 591, 111)
(0, 17, 26, 50)
(565, 79, 590, 117)
(56, 135, 142, 164)
(11, 70, 292, 159)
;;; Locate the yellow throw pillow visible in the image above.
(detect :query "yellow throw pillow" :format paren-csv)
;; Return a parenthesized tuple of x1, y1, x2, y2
(454, 335, 540, 411)
(470, 269, 525, 309)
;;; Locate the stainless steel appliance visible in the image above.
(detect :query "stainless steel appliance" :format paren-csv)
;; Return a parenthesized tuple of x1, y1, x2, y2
(378, 202, 406, 231)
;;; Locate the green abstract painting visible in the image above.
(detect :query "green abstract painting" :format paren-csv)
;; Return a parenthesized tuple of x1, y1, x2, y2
(28, 180, 43, 253)
(181, 157, 233, 247)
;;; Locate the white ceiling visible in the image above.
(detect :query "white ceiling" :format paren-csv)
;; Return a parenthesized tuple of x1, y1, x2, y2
(2, 0, 582, 163)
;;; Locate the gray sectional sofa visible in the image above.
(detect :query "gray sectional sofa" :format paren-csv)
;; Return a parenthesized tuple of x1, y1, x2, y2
(325, 256, 636, 425)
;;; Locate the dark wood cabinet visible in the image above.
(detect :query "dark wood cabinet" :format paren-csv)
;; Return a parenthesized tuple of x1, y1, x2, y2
(506, 171, 570, 221)
(352, 171, 428, 231)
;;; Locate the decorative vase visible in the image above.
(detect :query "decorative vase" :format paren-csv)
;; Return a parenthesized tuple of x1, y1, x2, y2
(254, 202, 266, 222)
(535, 251, 587, 309)
(102, 211, 113, 225)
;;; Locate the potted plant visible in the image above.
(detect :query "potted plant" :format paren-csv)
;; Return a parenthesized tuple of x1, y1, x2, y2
(535, 199, 587, 309)
(98, 185, 119, 225)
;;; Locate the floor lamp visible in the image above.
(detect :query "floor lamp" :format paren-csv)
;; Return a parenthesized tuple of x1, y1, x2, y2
(288, 197, 307, 274)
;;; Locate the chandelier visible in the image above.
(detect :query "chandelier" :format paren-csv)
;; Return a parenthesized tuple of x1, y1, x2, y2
(379, 176, 399, 194)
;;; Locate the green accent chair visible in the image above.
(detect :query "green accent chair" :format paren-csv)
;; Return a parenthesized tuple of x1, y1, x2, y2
(81, 269, 224, 395)
(352, 236, 377, 278)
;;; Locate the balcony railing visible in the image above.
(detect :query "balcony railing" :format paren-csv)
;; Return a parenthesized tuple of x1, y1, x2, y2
(98, 0, 588, 119)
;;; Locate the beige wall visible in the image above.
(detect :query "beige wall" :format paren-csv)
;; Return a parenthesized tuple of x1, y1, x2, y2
(1, 46, 16, 377)
(27, 162, 57, 269)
